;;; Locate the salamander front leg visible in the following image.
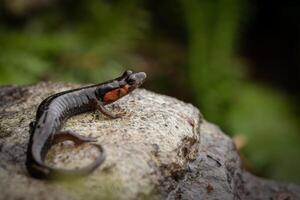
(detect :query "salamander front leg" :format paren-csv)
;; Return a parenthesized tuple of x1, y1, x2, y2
(96, 104, 125, 119)
(53, 131, 99, 145)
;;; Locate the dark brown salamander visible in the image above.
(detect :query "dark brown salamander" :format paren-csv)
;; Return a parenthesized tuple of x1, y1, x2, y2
(26, 70, 146, 179)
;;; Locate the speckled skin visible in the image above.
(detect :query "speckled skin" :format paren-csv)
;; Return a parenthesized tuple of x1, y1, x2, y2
(26, 70, 146, 179)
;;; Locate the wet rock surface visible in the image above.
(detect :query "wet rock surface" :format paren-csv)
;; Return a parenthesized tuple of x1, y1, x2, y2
(0, 82, 299, 200)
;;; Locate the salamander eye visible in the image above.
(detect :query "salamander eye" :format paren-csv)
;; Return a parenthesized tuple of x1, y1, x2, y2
(127, 77, 136, 85)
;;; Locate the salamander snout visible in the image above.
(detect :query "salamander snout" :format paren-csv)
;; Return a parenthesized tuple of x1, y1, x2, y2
(126, 71, 147, 88)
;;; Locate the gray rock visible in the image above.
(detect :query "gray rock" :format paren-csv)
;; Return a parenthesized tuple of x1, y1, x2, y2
(0, 82, 299, 200)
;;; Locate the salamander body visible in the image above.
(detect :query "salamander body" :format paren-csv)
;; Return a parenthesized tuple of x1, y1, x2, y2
(26, 70, 146, 179)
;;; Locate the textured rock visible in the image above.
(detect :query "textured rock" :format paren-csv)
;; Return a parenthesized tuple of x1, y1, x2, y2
(0, 82, 299, 200)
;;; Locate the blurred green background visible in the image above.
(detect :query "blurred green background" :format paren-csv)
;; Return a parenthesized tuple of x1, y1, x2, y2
(0, 0, 299, 183)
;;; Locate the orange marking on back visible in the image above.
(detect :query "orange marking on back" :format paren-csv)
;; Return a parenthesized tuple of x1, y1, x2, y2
(123, 84, 129, 92)
(103, 89, 120, 103)
(119, 84, 130, 96)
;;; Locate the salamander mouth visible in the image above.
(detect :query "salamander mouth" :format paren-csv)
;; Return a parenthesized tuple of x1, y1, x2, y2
(135, 72, 147, 86)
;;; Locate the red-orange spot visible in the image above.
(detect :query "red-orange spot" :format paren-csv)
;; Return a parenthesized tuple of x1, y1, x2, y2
(123, 84, 129, 92)
(103, 85, 130, 103)
(119, 84, 130, 96)
(103, 89, 120, 103)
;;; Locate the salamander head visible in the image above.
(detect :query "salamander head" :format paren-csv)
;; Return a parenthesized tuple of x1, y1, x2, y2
(123, 70, 147, 91)
(96, 70, 147, 104)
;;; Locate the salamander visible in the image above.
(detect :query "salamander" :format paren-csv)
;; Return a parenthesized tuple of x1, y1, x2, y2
(26, 70, 147, 179)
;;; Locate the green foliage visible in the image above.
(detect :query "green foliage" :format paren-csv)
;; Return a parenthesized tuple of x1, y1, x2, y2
(181, 0, 300, 183)
(180, 0, 242, 127)
(228, 84, 300, 183)
(0, 0, 148, 84)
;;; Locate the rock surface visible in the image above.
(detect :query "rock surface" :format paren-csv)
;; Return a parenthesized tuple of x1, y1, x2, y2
(0, 82, 299, 200)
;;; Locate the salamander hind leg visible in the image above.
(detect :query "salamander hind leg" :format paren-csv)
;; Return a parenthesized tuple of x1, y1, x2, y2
(53, 131, 99, 145)
(51, 131, 106, 178)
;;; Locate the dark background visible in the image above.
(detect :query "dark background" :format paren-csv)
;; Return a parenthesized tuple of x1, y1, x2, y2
(0, 0, 299, 183)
